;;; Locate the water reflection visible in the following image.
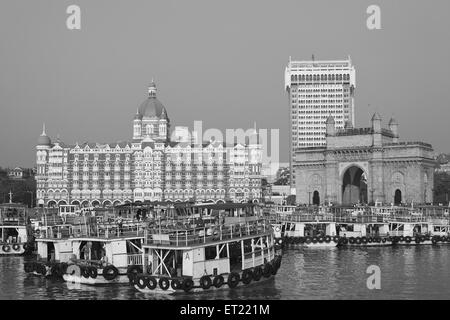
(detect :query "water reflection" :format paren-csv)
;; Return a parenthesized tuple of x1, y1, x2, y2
(2, 246, 450, 299)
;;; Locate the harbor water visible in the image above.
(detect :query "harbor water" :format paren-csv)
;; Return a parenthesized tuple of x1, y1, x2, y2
(2, 245, 450, 300)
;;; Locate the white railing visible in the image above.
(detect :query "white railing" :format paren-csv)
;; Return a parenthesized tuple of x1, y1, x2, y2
(127, 254, 143, 266)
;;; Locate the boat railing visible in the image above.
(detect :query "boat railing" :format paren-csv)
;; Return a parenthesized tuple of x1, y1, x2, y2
(0, 216, 27, 226)
(127, 253, 143, 266)
(37, 222, 145, 240)
(144, 219, 271, 247)
(270, 213, 450, 225)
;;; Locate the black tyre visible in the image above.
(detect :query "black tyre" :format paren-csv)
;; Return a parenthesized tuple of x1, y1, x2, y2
(147, 276, 157, 290)
(213, 275, 224, 288)
(253, 266, 263, 281)
(241, 269, 253, 284)
(102, 265, 119, 281)
(227, 272, 240, 288)
(182, 278, 194, 292)
(159, 277, 170, 290)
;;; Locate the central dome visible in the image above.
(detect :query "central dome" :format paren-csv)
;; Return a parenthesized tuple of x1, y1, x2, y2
(137, 82, 168, 120)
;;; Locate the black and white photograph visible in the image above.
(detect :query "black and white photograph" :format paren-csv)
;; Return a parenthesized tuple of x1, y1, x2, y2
(1, 0, 450, 310)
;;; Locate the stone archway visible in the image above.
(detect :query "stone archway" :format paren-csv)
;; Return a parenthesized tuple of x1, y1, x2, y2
(394, 189, 402, 205)
(312, 190, 320, 206)
(342, 166, 368, 205)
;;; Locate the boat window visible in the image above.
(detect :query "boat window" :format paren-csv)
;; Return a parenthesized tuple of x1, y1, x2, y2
(205, 245, 217, 260)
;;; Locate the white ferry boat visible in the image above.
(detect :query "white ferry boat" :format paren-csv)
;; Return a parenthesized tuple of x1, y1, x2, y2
(0, 203, 34, 255)
(132, 203, 282, 294)
(24, 213, 147, 285)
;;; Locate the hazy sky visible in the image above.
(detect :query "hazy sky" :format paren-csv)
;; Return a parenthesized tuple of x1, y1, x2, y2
(1, 0, 449, 168)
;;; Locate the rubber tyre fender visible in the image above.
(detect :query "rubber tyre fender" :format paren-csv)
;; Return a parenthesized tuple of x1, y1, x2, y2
(88, 266, 98, 279)
(171, 278, 182, 290)
(200, 275, 212, 290)
(241, 269, 253, 285)
(159, 277, 170, 291)
(102, 265, 119, 281)
(253, 266, 263, 281)
(147, 276, 157, 290)
(213, 275, 224, 288)
(263, 264, 273, 278)
(182, 278, 194, 292)
(227, 272, 240, 288)
(136, 275, 148, 289)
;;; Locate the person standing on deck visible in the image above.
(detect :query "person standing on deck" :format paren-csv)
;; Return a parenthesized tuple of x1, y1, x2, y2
(117, 212, 123, 236)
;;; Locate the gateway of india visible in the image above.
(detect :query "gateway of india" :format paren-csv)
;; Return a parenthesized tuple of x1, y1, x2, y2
(294, 114, 437, 206)
(35, 82, 262, 207)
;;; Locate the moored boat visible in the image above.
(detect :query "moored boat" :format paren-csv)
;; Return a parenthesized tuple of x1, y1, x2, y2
(131, 203, 282, 294)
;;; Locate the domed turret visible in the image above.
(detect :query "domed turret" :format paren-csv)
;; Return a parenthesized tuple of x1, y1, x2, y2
(137, 81, 169, 120)
(37, 123, 51, 146)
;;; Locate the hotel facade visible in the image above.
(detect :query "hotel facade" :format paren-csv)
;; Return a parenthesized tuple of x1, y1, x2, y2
(35, 83, 262, 207)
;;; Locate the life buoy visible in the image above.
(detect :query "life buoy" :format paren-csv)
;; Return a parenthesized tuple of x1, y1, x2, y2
(102, 265, 119, 281)
(88, 266, 98, 279)
(2, 245, 11, 253)
(199, 275, 212, 290)
(241, 269, 253, 284)
(12, 244, 20, 251)
(159, 277, 170, 290)
(253, 266, 263, 281)
(324, 236, 331, 243)
(227, 272, 240, 288)
(263, 264, 272, 278)
(171, 278, 182, 290)
(81, 266, 90, 278)
(182, 278, 194, 292)
(213, 275, 224, 288)
(147, 276, 157, 290)
(136, 275, 148, 289)
(405, 236, 412, 243)
(127, 265, 143, 281)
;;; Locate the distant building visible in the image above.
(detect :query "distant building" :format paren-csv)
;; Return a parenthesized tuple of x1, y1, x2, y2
(35, 82, 262, 207)
(294, 114, 436, 205)
(8, 167, 24, 180)
(285, 56, 356, 187)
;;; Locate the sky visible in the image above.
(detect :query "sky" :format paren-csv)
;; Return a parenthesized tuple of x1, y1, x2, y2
(0, 0, 449, 168)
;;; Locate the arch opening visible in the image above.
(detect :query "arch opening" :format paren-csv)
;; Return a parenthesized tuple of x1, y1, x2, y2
(342, 166, 368, 205)
(394, 189, 402, 205)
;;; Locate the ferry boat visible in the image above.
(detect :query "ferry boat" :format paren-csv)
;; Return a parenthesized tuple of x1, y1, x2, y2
(0, 203, 34, 255)
(131, 203, 282, 294)
(24, 211, 147, 285)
